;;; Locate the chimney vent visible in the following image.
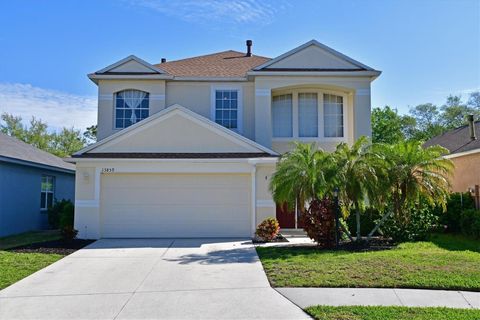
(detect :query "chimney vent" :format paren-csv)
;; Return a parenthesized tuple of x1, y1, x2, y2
(246, 40, 252, 57)
(468, 114, 476, 140)
(161, 58, 166, 63)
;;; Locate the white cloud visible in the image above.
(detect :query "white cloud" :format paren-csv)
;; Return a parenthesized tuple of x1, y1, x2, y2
(128, 0, 287, 25)
(0, 83, 96, 132)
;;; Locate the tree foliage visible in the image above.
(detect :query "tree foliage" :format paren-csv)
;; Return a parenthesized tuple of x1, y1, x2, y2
(376, 141, 453, 224)
(0, 112, 94, 157)
(372, 91, 480, 143)
(270, 139, 454, 243)
(269, 143, 334, 213)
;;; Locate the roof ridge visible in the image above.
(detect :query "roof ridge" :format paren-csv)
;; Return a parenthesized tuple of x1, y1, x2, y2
(154, 50, 270, 66)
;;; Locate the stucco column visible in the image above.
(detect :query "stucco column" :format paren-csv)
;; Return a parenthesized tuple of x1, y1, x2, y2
(353, 87, 372, 139)
(74, 167, 101, 239)
(254, 81, 272, 148)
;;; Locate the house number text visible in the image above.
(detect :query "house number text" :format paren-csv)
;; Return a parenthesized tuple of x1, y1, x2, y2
(101, 168, 115, 173)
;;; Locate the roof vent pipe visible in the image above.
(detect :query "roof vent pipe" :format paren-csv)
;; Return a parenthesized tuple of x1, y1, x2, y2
(246, 40, 252, 57)
(468, 114, 476, 140)
(161, 58, 166, 63)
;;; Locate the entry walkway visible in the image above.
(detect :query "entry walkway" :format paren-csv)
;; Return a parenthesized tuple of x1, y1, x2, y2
(277, 287, 480, 309)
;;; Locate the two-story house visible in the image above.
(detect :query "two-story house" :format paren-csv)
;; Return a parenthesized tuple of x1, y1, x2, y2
(70, 40, 381, 239)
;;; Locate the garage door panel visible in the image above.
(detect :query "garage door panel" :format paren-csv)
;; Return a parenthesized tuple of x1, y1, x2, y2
(100, 173, 251, 238)
(104, 189, 250, 206)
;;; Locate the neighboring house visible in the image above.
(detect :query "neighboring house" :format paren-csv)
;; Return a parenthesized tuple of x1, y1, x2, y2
(0, 133, 75, 237)
(424, 115, 480, 207)
(70, 40, 381, 239)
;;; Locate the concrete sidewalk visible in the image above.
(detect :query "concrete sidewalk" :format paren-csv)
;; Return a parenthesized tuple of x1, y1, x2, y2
(277, 287, 480, 309)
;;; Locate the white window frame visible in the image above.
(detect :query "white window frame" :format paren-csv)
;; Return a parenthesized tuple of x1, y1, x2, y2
(40, 175, 55, 211)
(210, 85, 243, 133)
(271, 88, 348, 143)
(113, 89, 150, 130)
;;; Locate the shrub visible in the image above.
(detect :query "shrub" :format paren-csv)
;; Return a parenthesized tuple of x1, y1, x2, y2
(255, 217, 280, 241)
(47, 199, 77, 241)
(61, 226, 78, 241)
(441, 192, 476, 233)
(47, 199, 74, 229)
(346, 208, 382, 237)
(382, 202, 440, 242)
(460, 209, 480, 239)
(300, 198, 335, 248)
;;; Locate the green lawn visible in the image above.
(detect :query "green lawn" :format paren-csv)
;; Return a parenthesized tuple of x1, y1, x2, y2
(0, 251, 62, 289)
(0, 230, 61, 250)
(0, 230, 63, 290)
(305, 306, 480, 320)
(256, 234, 480, 291)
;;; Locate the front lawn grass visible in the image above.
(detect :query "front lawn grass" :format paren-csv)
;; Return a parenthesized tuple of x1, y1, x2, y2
(0, 230, 63, 290)
(256, 234, 480, 290)
(0, 251, 62, 289)
(305, 306, 480, 320)
(0, 230, 61, 250)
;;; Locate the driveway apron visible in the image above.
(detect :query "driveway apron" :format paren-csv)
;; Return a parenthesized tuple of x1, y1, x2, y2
(0, 239, 309, 319)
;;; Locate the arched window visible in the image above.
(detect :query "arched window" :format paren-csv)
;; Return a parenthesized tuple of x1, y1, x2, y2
(115, 89, 149, 129)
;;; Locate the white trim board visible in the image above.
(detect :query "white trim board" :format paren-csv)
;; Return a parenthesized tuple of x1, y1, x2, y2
(444, 148, 480, 159)
(95, 55, 166, 74)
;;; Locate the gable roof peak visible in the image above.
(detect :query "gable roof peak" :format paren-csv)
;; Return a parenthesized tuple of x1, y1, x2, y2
(94, 54, 167, 75)
(253, 39, 377, 72)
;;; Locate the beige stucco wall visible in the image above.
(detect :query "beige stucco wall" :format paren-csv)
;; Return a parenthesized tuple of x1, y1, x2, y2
(166, 82, 255, 141)
(94, 113, 260, 153)
(450, 153, 480, 193)
(255, 163, 276, 225)
(74, 164, 100, 239)
(75, 167, 95, 200)
(253, 76, 372, 153)
(97, 79, 166, 140)
(96, 76, 372, 151)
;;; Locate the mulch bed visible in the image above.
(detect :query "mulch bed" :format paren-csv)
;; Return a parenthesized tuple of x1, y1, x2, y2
(335, 237, 396, 252)
(7, 239, 95, 255)
(253, 234, 289, 244)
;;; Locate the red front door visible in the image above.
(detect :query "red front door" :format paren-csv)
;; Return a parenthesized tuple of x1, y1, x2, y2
(276, 203, 296, 228)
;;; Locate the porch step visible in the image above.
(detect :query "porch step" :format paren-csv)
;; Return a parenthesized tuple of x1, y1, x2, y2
(280, 229, 307, 238)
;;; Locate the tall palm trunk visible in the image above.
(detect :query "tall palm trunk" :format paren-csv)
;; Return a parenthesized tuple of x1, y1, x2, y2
(355, 203, 361, 242)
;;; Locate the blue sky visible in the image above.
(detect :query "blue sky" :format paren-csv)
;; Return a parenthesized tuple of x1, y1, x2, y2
(0, 0, 478, 130)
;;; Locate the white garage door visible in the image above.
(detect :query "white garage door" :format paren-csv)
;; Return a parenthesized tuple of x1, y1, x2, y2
(100, 173, 251, 238)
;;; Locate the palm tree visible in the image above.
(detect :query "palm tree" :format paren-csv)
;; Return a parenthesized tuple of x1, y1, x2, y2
(378, 141, 453, 225)
(332, 136, 383, 241)
(269, 143, 334, 214)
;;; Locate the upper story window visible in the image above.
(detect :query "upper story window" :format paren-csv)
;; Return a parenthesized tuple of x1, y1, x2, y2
(213, 88, 241, 131)
(40, 175, 55, 210)
(115, 89, 149, 129)
(272, 94, 293, 137)
(298, 93, 318, 137)
(272, 90, 345, 139)
(324, 94, 344, 138)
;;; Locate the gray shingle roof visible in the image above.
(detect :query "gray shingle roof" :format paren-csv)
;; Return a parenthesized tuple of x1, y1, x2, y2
(424, 121, 480, 154)
(0, 132, 75, 172)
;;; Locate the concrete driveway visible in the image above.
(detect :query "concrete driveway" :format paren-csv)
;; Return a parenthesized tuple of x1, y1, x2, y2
(0, 239, 309, 320)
